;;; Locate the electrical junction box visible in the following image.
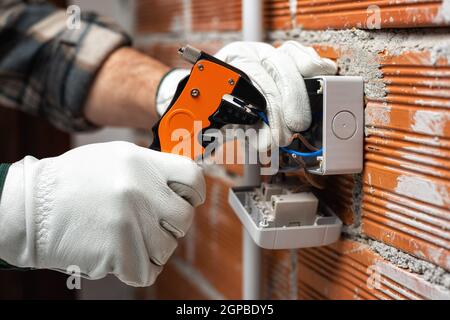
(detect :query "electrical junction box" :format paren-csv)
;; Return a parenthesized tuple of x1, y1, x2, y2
(228, 182, 342, 250)
(303, 76, 364, 175)
(227, 76, 364, 249)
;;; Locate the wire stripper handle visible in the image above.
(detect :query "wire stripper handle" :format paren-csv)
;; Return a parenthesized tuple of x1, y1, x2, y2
(150, 46, 267, 160)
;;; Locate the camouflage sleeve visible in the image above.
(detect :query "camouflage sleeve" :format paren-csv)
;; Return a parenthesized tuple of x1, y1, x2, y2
(0, 0, 132, 131)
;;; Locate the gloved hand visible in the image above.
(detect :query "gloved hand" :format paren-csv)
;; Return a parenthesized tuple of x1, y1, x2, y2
(0, 141, 205, 287)
(156, 41, 337, 150)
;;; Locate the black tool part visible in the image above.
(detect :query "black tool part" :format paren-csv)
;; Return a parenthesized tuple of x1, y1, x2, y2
(201, 91, 262, 148)
(209, 98, 259, 126)
(201, 77, 265, 148)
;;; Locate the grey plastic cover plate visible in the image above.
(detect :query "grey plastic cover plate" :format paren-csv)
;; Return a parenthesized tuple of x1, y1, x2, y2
(307, 76, 364, 175)
(228, 186, 342, 250)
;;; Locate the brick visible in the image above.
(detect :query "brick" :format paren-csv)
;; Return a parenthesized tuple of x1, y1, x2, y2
(136, 0, 450, 33)
(191, 176, 242, 299)
(150, 175, 243, 300)
(153, 263, 209, 299)
(135, 0, 242, 33)
(157, 230, 450, 300)
(317, 174, 357, 226)
(262, 249, 295, 299)
(267, 0, 450, 30)
(141, 42, 189, 68)
(135, 0, 184, 33)
(180, 174, 243, 299)
(264, 239, 450, 300)
(191, 0, 242, 31)
(154, 170, 450, 299)
(363, 50, 450, 271)
(305, 44, 450, 271)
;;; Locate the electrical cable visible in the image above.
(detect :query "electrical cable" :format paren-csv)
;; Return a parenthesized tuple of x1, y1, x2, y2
(257, 111, 323, 158)
(291, 133, 319, 151)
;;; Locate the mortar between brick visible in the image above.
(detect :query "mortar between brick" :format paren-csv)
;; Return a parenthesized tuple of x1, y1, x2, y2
(351, 173, 364, 230)
(435, 0, 450, 24)
(345, 234, 450, 290)
(270, 28, 450, 99)
(135, 31, 242, 47)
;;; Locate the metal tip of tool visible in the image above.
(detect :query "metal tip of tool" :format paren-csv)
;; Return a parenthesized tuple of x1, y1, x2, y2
(179, 45, 202, 64)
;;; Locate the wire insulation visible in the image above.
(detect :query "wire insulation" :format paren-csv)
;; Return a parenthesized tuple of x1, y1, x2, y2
(257, 112, 322, 158)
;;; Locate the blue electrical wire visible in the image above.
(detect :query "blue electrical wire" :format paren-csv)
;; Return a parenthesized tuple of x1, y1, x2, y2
(280, 146, 323, 157)
(257, 111, 323, 158)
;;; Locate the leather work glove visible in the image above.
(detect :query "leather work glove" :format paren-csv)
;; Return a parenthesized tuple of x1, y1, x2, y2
(156, 41, 337, 150)
(0, 141, 205, 287)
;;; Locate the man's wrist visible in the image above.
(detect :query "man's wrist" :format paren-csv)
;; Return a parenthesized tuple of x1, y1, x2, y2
(84, 47, 170, 129)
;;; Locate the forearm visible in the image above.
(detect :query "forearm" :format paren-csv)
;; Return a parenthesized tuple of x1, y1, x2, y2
(0, 1, 131, 132)
(84, 48, 170, 129)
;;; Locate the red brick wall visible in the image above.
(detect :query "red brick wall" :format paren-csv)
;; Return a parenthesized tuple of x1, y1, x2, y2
(134, 0, 450, 300)
(267, 0, 449, 29)
(136, 0, 450, 32)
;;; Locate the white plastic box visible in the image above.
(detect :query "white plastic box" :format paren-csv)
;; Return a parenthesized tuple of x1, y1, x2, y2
(228, 185, 342, 250)
(305, 76, 364, 175)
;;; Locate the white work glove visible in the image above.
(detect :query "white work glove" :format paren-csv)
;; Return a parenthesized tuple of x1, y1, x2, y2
(0, 141, 205, 287)
(156, 68, 190, 116)
(156, 41, 337, 150)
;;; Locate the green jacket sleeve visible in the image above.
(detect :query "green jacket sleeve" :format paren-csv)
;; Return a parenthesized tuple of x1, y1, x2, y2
(0, 163, 29, 270)
(0, 164, 13, 269)
(0, 163, 11, 203)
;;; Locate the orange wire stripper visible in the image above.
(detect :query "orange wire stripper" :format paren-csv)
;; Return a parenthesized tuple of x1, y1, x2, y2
(150, 45, 267, 160)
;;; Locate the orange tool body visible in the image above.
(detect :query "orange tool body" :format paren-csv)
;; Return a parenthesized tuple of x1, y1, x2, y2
(150, 46, 266, 160)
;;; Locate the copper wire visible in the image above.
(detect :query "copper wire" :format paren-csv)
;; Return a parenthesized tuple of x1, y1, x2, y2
(289, 133, 319, 151)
